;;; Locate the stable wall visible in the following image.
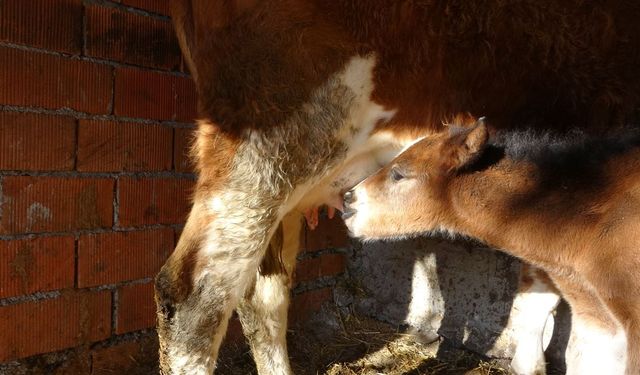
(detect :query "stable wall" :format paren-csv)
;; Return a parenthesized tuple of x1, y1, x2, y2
(0, 1, 348, 373)
(0, 1, 574, 374)
(340, 236, 572, 372)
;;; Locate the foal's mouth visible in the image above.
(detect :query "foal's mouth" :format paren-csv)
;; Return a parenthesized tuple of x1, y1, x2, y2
(341, 208, 356, 220)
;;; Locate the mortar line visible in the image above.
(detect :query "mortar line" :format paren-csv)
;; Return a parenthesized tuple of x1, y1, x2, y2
(113, 177, 120, 228)
(292, 276, 340, 295)
(0, 104, 195, 128)
(297, 246, 350, 260)
(0, 223, 186, 241)
(0, 277, 156, 307)
(0, 41, 189, 77)
(0, 170, 196, 179)
(82, 0, 171, 21)
(111, 289, 118, 335)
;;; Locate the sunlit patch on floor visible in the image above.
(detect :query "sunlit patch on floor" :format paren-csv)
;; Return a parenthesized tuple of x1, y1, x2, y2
(217, 306, 511, 375)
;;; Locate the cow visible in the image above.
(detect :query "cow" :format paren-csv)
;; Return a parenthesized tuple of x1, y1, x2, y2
(156, 1, 640, 374)
(342, 117, 640, 374)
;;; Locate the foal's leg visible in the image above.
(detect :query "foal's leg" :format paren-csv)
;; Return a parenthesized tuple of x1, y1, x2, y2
(509, 264, 561, 375)
(603, 306, 640, 375)
(587, 276, 640, 374)
(550, 274, 626, 375)
(237, 211, 303, 375)
(601, 304, 640, 375)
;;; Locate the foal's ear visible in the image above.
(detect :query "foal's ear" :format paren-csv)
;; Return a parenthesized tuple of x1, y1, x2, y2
(450, 118, 489, 170)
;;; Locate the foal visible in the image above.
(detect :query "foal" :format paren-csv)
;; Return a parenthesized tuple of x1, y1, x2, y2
(343, 119, 640, 375)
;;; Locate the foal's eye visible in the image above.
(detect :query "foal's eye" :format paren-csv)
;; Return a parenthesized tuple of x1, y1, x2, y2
(390, 167, 405, 182)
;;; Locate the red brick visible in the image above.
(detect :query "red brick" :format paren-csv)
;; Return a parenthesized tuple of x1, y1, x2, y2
(116, 282, 156, 334)
(0, 112, 76, 171)
(77, 120, 173, 172)
(290, 288, 332, 324)
(295, 253, 346, 284)
(114, 68, 174, 120)
(0, 0, 83, 54)
(114, 69, 196, 122)
(0, 236, 75, 299)
(174, 127, 195, 173)
(85, 5, 180, 70)
(304, 216, 350, 252)
(0, 348, 91, 374)
(0, 290, 111, 362)
(174, 76, 198, 122)
(77, 228, 174, 287)
(174, 227, 183, 247)
(118, 177, 194, 227)
(0, 48, 112, 113)
(121, 0, 171, 15)
(224, 315, 244, 345)
(91, 335, 159, 375)
(0, 177, 114, 235)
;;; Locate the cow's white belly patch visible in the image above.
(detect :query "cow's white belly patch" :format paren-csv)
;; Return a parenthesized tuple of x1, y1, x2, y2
(281, 55, 426, 216)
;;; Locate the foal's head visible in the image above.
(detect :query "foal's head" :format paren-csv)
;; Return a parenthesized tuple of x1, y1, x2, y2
(343, 118, 489, 239)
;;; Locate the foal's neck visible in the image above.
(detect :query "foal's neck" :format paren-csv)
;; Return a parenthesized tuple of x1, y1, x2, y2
(446, 158, 590, 269)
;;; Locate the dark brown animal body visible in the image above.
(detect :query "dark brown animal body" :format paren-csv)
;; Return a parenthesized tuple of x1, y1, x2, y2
(157, 1, 640, 373)
(344, 120, 640, 374)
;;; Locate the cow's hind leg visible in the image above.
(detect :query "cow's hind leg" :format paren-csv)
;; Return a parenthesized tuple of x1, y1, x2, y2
(237, 211, 303, 375)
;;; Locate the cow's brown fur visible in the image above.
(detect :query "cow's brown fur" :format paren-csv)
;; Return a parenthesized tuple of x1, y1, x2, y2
(158, 1, 640, 373)
(345, 119, 640, 373)
(175, 0, 640, 136)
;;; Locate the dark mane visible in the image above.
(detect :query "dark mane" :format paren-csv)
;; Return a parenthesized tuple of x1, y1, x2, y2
(463, 125, 640, 196)
(494, 126, 640, 168)
(467, 126, 640, 216)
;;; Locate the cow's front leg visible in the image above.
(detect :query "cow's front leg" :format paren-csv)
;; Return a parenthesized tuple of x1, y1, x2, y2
(153, 54, 394, 374)
(155, 190, 283, 374)
(154, 121, 293, 374)
(237, 211, 303, 375)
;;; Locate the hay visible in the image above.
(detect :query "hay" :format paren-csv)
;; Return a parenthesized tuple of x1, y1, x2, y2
(217, 307, 510, 375)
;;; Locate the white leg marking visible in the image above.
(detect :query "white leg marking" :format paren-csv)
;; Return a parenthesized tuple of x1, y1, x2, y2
(288, 55, 417, 214)
(405, 254, 444, 342)
(509, 278, 561, 375)
(248, 273, 293, 375)
(565, 317, 627, 375)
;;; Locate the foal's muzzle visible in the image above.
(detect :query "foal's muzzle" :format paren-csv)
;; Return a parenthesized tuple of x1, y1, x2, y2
(342, 190, 357, 219)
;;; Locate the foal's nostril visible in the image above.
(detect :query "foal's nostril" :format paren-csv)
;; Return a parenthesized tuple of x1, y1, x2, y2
(343, 190, 356, 204)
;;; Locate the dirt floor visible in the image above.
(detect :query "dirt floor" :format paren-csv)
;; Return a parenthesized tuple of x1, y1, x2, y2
(218, 308, 511, 375)
(1, 302, 566, 375)
(0, 309, 514, 375)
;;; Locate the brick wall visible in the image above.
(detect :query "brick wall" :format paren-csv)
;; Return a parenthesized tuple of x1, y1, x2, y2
(0, 1, 349, 372)
(291, 215, 350, 324)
